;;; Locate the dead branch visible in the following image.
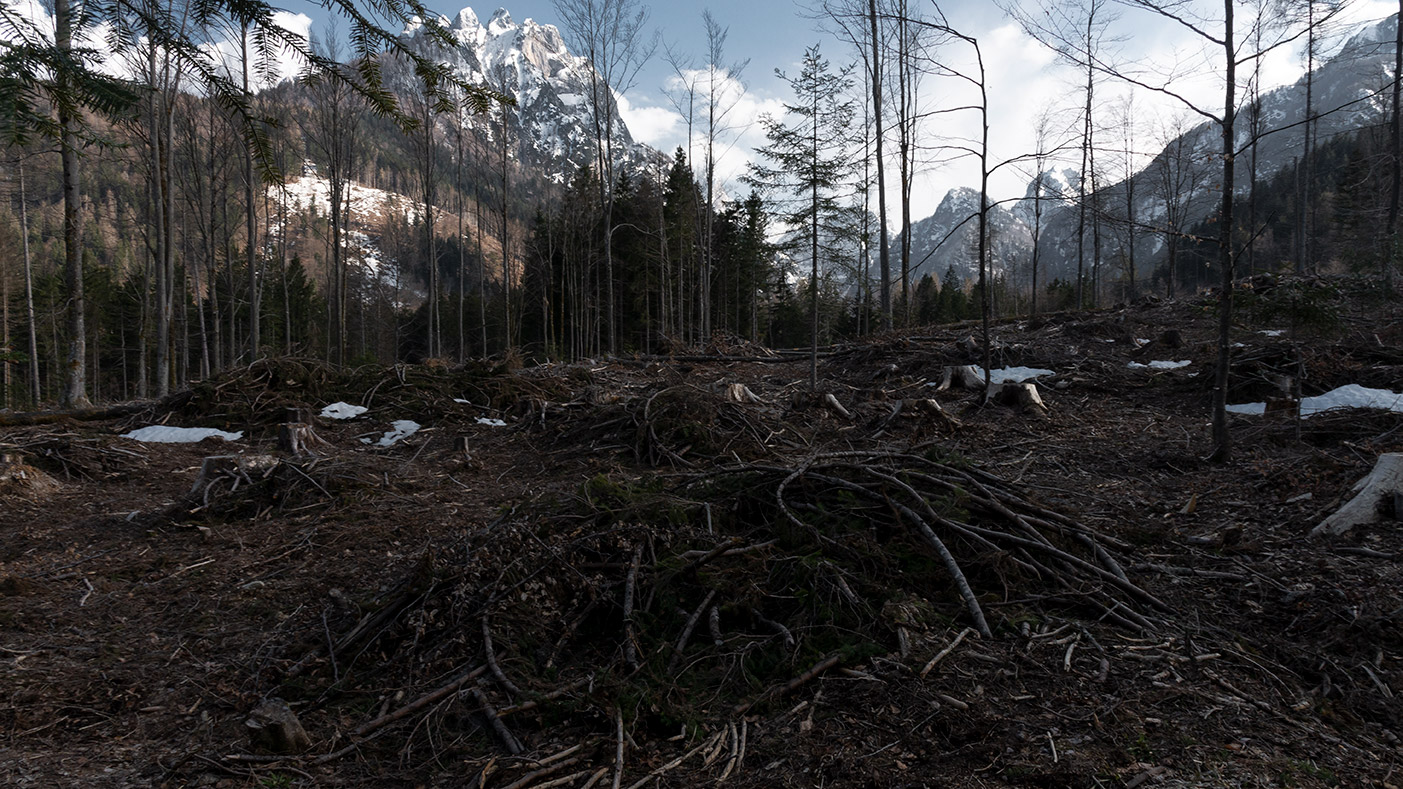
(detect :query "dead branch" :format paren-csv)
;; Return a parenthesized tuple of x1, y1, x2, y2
(623, 545, 643, 671)
(483, 614, 523, 697)
(734, 653, 842, 715)
(472, 684, 523, 755)
(668, 589, 718, 672)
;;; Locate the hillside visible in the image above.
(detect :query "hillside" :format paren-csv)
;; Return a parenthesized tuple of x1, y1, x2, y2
(900, 14, 1403, 291)
(3, 276, 1400, 787)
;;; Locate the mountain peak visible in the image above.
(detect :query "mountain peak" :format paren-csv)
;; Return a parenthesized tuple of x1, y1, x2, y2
(489, 8, 515, 34)
(450, 8, 480, 31)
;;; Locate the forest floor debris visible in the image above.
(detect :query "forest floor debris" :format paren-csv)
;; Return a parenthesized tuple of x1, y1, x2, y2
(2, 281, 1402, 787)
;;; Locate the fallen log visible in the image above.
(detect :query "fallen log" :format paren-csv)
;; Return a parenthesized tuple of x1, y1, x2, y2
(0, 401, 149, 427)
(1312, 453, 1403, 537)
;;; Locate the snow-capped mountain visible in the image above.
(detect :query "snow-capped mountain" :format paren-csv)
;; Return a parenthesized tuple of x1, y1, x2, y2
(396, 7, 652, 182)
(893, 188, 1033, 285)
(901, 13, 1403, 289)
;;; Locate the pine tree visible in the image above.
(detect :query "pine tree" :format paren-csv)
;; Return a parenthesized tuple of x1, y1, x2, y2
(745, 45, 856, 390)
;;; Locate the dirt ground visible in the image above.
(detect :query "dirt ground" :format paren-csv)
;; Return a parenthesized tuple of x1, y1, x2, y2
(2, 277, 1401, 788)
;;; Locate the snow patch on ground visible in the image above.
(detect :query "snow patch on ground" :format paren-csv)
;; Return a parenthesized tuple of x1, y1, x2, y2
(977, 366, 1055, 384)
(362, 420, 422, 446)
(1227, 384, 1403, 417)
(1129, 360, 1192, 370)
(122, 426, 243, 443)
(321, 402, 368, 420)
(1259, 329, 1284, 337)
(476, 417, 507, 427)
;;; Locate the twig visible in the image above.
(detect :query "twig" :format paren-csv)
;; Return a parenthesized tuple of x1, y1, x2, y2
(623, 545, 643, 671)
(920, 627, 974, 678)
(734, 654, 841, 715)
(343, 665, 485, 745)
(495, 675, 595, 718)
(717, 723, 739, 782)
(612, 708, 625, 789)
(623, 732, 721, 789)
(472, 684, 523, 754)
(499, 757, 583, 789)
(483, 614, 523, 697)
(668, 589, 717, 672)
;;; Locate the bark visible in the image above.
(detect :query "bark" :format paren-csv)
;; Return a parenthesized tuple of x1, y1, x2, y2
(242, 27, 260, 360)
(1388, 0, 1402, 291)
(56, 0, 89, 408)
(19, 160, 40, 405)
(1210, 0, 1237, 463)
(869, 0, 892, 328)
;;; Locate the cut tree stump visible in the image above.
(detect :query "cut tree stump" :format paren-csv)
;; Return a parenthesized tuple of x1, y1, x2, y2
(936, 365, 984, 392)
(278, 422, 328, 455)
(990, 382, 1048, 414)
(245, 698, 311, 754)
(283, 407, 314, 425)
(0, 453, 60, 498)
(907, 398, 960, 428)
(724, 383, 762, 404)
(1312, 453, 1403, 537)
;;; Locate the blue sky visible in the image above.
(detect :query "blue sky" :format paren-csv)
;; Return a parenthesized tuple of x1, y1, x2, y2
(268, 0, 1399, 220)
(14, 0, 1394, 221)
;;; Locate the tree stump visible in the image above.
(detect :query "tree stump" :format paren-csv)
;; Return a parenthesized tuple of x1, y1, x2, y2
(990, 382, 1048, 414)
(283, 407, 313, 425)
(245, 698, 311, 754)
(0, 453, 60, 498)
(724, 383, 762, 404)
(278, 422, 326, 455)
(936, 365, 984, 392)
(907, 398, 960, 428)
(1312, 453, 1403, 537)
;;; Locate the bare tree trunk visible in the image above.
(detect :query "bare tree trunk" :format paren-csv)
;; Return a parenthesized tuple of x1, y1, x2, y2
(1210, 0, 1237, 463)
(242, 27, 260, 360)
(455, 106, 465, 361)
(55, 0, 89, 408)
(500, 98, 513, 351)
(868, 0, 892, 329)
(1388, 0, 1402, 292)
(477, 185, 487, 355)
(147, 40, 166, 398)
(1, 170, 8, 409)
(1075, 5, 1096, 311)
(18, 160, 40, 406)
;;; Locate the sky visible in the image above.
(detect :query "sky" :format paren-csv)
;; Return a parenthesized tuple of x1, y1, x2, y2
(274, 0, 1400, 222)
(9, 0, 1402, 224)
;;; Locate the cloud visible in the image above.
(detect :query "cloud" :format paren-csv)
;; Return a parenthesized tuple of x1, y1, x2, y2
(619, 67, 787, 204)
(616, 94, 683, 147)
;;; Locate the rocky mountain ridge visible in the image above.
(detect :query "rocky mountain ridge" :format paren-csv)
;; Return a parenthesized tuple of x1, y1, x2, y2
(899, 13, 1401, 291)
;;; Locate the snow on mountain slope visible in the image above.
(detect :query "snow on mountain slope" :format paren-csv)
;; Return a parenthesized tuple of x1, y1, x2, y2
(396, 6, 651, 182)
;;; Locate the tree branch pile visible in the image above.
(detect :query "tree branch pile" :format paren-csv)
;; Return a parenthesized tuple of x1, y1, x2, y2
(243, 449, 1166, 778)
